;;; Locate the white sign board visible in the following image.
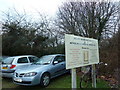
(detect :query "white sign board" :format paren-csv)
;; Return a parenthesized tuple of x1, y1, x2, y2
(65, 34, 99, 69)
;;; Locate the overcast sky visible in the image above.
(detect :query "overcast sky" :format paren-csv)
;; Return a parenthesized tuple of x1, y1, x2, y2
(0, 0, 66, 20)
(0, 0, 119, 20)
(0, 0, 119, 33)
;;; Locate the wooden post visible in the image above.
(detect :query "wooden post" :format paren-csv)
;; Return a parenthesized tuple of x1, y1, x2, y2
(92, 64, 96, 88)
(71, 68, 77, 89)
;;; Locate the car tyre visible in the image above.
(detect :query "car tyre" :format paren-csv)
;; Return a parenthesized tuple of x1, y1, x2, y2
(40, 73, 50, 87)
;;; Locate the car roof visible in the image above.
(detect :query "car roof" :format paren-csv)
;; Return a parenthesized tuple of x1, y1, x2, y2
(9, 55, 36, 58)
(44, 54, 65, 57)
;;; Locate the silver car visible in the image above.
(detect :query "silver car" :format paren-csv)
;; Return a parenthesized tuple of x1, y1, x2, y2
(13, 54, 69, 87)
(1, 55, 39, 78)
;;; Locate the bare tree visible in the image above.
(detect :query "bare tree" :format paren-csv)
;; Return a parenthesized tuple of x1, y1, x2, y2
(56, 1, 118, 41)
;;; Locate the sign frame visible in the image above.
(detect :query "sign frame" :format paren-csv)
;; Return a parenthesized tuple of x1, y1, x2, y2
(65, 34, 99, 69)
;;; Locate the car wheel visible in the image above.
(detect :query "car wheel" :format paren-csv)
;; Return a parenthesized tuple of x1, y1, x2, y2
(40, 73, 50, 87)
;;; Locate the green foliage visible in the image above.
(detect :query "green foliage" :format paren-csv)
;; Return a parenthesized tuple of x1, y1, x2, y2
(2, 20, 48, 56)
(43, 44, 65, 56)
(0, 35, 2, 55)
(2, 9, 65, 57)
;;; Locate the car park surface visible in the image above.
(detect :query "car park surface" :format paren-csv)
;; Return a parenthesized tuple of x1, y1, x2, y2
(1, 55, 39, 78)
(13, 54, 69, 87)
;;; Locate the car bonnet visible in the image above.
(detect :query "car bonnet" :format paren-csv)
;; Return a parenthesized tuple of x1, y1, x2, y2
(15, 64, 47, 73)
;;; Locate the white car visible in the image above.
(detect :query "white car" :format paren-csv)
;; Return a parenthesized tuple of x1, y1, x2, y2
(1, 55, 39, 78)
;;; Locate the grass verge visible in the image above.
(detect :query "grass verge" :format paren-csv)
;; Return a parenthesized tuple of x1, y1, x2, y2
(2, 73, 110, 89)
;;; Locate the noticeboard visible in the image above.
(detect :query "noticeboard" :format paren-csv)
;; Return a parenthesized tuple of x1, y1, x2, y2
(65, 34, 99, 69)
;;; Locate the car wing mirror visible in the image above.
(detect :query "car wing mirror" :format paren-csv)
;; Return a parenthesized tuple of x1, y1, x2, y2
(53, 61, 58, 65)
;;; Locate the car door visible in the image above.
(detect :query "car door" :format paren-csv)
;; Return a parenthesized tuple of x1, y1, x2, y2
(16, 57, 31, 69)
(28, 56, 39, 63)
(51, 56, 66, 77)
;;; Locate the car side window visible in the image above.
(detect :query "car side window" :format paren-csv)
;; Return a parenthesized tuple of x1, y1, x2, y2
(17, 57, 28, 63)
(54, 56, 65, 63)
(28, 57, 38, 63)
(61, 56, 65, 62)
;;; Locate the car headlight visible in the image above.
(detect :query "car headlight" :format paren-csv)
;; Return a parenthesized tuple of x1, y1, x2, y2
(24, 72, 37, 77)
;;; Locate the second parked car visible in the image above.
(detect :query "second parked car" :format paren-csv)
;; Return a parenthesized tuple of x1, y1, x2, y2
(1, 55, 39, 78)
(13, 54, 69, 87)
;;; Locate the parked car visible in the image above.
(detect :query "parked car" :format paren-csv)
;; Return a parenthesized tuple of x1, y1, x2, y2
(0, 56, 2, 63)
(13, 54, 69, 87)
(0, 56, 9, 72)
(0, 56, 9, 63)
(1, 55, 39, 78)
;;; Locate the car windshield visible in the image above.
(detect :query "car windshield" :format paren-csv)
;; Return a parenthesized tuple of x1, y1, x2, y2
(2, 57, 14, 64)
(34, 55, 54, 65)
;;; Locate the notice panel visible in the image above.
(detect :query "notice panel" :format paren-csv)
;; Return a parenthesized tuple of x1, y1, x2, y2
(65, 34, 99, 69)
